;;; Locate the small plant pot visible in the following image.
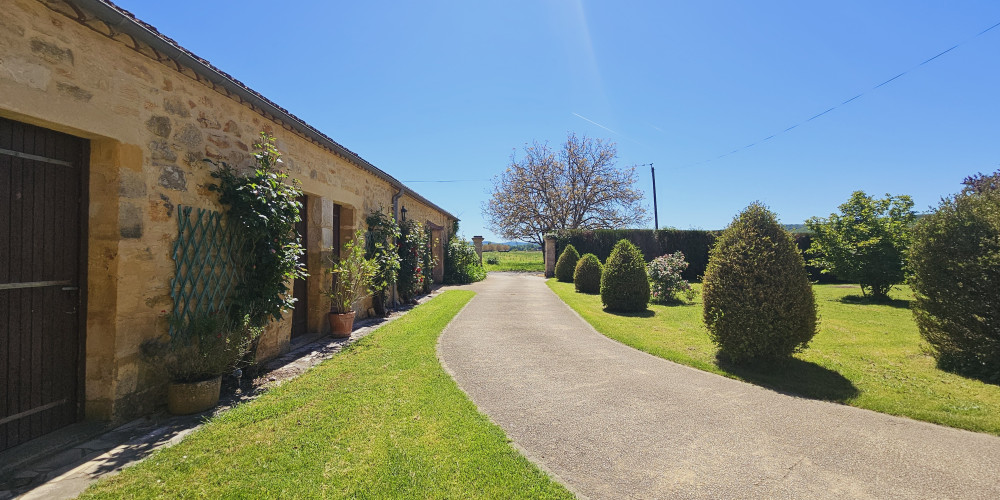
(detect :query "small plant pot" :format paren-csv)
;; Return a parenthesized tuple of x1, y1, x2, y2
(167, 376, 222, 415)
(328, 311, 356, 338)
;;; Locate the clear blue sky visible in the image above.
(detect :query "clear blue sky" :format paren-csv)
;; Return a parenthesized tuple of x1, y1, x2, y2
(114, 0, 1000, 242)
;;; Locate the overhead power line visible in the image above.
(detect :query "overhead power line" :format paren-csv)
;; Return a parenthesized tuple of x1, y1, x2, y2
(692, 19, 1000, 166)
(402, 179, 489, 183)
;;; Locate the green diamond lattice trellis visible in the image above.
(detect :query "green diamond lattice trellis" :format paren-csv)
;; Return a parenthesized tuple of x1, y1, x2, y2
(170, 205, 245, 335)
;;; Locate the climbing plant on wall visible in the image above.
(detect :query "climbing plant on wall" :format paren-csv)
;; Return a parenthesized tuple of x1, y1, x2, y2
(207, 132, 306, 327)
(398, 219, 429, 302)
(422, 225, 437, 294)
(365, 208, 401, 316)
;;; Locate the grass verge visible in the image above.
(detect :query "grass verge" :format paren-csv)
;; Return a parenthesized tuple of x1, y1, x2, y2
(549, 280, 1000, 436)
(82, 291, 573, 499)
(483, 250, 544, 273)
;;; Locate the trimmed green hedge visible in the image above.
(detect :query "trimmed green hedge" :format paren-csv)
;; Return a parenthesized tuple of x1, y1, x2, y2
(554, 229, 716, 281)
(554, 245, 580, 282)
(703, 203, 817, 363)
(553, 229, 840, 283)
(600, 240, 649, 312)
(573, 253, 602, 294)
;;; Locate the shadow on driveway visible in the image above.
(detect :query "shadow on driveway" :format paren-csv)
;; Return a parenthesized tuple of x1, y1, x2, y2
(717, 356, 861, 403)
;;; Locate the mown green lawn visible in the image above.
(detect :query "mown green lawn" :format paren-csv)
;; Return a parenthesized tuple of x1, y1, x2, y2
(483, 250, 545, 273)
(82, 291, 573, 499)
(549, 280, 1000, 436)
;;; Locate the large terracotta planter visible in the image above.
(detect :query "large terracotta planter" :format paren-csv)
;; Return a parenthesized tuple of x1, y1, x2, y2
(328, 311, 356, 338)
(167, 376, 222, 415)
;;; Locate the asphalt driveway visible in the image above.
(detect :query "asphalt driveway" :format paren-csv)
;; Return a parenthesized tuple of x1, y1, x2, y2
(438, 273, 1000, 499)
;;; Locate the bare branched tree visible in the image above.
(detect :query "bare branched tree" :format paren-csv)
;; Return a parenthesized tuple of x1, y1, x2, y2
(483, 133, 648, 247)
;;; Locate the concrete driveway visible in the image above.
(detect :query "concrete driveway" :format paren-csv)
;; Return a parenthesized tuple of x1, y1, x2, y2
(438, 273, 1000, 499)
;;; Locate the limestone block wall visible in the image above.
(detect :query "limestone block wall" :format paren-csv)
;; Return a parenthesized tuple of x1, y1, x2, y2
(0, 0, 455, 422)
(545, 235, 557, 278)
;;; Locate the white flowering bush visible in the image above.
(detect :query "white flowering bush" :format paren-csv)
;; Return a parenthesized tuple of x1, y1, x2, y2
(647, 252, 695, 303)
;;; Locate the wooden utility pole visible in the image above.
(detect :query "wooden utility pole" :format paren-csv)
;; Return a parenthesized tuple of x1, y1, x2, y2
(649, 163, 658, 230)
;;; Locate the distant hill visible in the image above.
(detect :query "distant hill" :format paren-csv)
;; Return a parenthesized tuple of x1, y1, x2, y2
(784, 224, 812, 233)
(784, 213, 928, 234)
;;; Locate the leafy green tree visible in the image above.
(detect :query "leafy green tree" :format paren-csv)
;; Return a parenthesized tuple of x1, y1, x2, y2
(805, 191, 915, 300)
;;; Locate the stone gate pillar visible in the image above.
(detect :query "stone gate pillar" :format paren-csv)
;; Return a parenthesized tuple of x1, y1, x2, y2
(544, 234, 557, 278)
(472, 235, 484, 264)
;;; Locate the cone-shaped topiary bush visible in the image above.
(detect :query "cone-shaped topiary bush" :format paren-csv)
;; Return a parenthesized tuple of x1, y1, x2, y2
(555, 244, 581, 282)
(574, 253, 603, 294)
(600, 240, 650, 312)
(909, 170, 1000, 382)
(703, 203, 817, 363)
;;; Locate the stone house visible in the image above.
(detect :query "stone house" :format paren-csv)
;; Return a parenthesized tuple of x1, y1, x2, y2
(0, 0, 457, 453)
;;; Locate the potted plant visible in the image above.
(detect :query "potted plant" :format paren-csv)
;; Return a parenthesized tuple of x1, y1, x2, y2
(142, 311, 253, 415)
(326, 230, 377, 337)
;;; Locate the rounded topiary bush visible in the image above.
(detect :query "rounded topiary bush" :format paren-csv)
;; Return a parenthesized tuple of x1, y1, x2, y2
(909, 171, 1000, 382)
(574, 253, 603, 294)
(555, 244, 581, 282)
(702, 203, 817, 363)
(600, 240, 649, 312)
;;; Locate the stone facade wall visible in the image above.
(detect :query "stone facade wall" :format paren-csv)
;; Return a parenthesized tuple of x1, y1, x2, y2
(0, 0, 454, 422)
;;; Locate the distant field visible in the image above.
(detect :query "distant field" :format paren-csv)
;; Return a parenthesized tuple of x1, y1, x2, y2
(482, 250, 545, 273)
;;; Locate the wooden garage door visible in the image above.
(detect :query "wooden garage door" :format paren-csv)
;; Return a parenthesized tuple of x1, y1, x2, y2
(0, 117, 87, 452)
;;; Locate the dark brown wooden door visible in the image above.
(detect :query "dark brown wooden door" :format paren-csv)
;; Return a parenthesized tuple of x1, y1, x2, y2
(324, 204, 342, 318)
(332, 204, 341, 261)
(0, 117, 87, 452)
(291, 195, 308, 338)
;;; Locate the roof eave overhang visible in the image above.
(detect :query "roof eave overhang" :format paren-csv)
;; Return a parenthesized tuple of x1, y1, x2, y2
(71, 0, 458, 221)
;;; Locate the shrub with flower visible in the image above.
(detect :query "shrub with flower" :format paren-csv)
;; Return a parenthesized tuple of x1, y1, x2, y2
(421, 225, 437, 294)
(398, 219, 430, 302)
(647, 251, 696, 303)
(365, 208, 401, 317)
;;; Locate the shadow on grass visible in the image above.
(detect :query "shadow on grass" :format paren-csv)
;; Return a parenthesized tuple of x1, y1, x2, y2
(604, 308, 656, 318)
(651, 300, 698, 308)
(838, 294, 911, 309)
(716, 355, 861, 403)
(935, 353, 1000, 387)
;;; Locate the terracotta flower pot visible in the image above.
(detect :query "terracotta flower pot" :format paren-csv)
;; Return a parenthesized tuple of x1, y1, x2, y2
(167, 376, 222, 415)
(328, 311, 356, 338)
